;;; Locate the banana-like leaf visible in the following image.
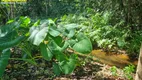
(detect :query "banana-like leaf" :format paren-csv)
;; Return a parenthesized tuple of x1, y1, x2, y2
(0, 49, 11, 77)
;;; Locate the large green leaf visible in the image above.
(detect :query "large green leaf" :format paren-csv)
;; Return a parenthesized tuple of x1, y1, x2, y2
(53, 62, 61, 76)
(49, 28, 60, 37)
(48, 41, 67, 62)
(28, 21, 49, 46)
(76, 32, 88, 41)
(47, 40, 67, 62)
(64, 24, 78, 30)
(40, 43, 53, 61)
(47, 40, 62, 52)
(61, 41, 69, 51)
(65, 24, 78, 38)
(55, 51, 67, 62)
(73, 39, 92, 54)
(67, 40, 77, 47)
(51, 36, 63, 47)
(0, 18, 27, 50)
(73, 33, 92, 54)
(0, 30, 17, 43)
(0, 36, 25, 50)
(0, 49, 11, 77)
(59, 54, 77, 74)
(0, 22, 18, 37)
(67, 29, 75, 38)
(58, 24, 78, 38)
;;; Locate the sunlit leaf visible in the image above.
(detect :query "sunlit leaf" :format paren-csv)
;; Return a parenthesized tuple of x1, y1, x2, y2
(20, 16, 31, 27)
(28, 20, 49, 46)
(64, 23, 78, 30)
(6, 19, 14, 24)
(73, 33, 92, 54)
(49, 28, 60, 37)
(73, 39, 92, 54)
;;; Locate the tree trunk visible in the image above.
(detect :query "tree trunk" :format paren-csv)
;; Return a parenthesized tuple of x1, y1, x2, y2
(135, 45, 142, 80)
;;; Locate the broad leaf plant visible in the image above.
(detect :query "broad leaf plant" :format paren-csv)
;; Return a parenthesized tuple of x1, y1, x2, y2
(0, 17, 92, 77)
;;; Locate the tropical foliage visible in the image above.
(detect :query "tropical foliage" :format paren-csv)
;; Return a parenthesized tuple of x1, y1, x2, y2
(0, 17, 92, 77)
(0, 0, 141, 79)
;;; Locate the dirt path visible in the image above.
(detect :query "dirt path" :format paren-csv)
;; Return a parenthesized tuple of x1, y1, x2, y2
(91, 49, 137, 68)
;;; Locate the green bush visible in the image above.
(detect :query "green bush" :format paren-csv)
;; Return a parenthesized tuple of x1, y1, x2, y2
(123, 64, 135, 80)
(126, 31, 142, 58)
(59, 11, 129, 51)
